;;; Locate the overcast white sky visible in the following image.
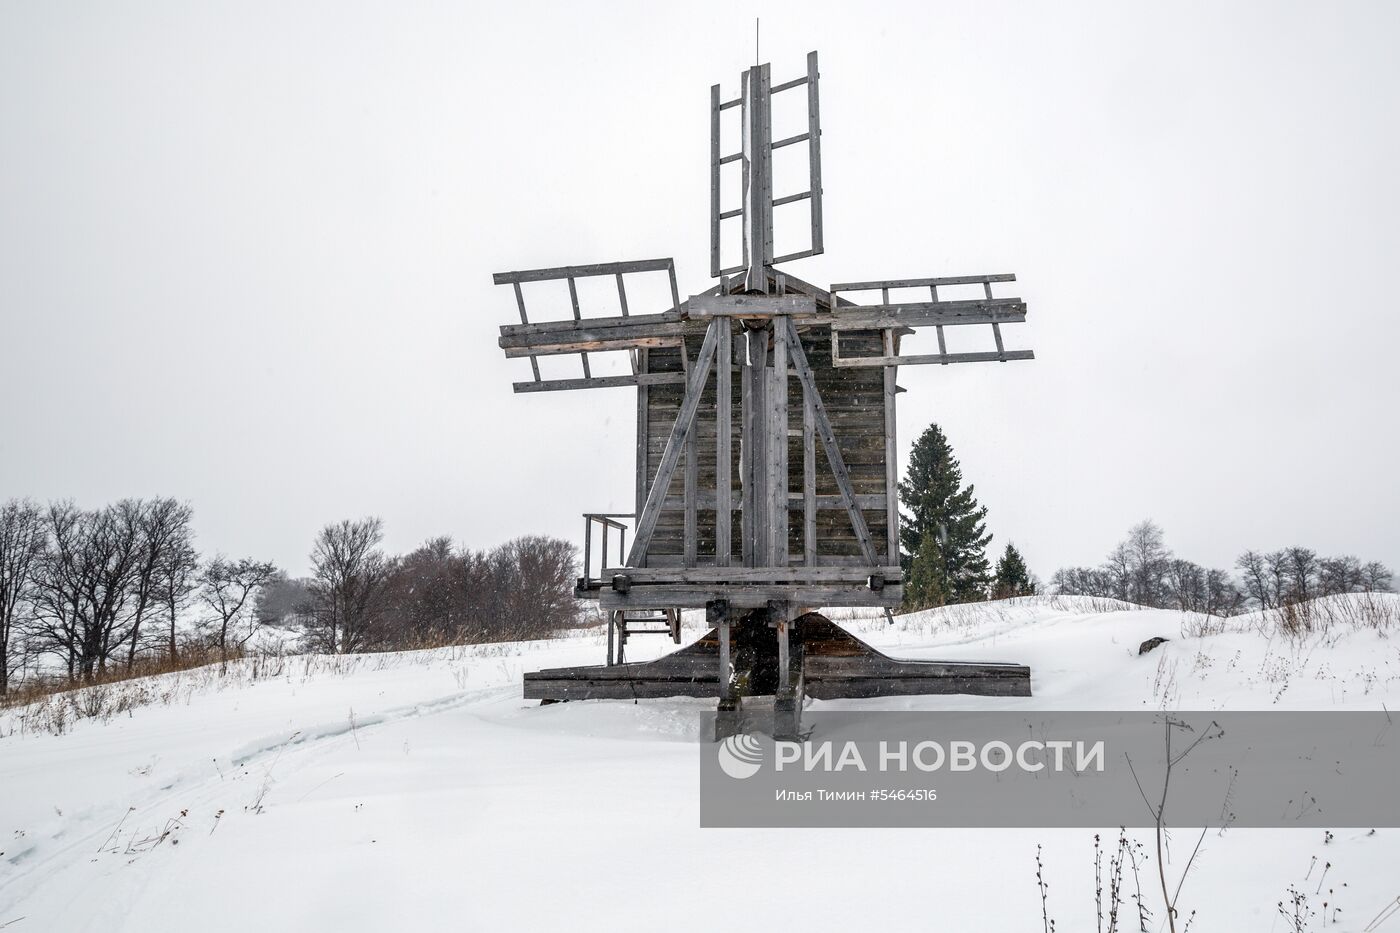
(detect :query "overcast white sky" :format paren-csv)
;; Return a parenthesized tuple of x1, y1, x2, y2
(2, 1, 1397, 580)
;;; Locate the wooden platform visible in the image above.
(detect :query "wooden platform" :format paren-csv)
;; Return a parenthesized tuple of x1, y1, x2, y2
(522, 615, 1030, 701)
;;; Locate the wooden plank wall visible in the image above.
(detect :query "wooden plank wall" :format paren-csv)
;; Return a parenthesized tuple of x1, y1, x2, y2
(642, 321, 891, 567)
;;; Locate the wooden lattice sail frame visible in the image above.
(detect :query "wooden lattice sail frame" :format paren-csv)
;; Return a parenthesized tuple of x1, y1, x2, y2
(492, 51, 1035, 736)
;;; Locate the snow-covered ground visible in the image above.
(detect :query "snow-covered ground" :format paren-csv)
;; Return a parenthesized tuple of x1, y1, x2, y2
(3, 595, 1399, 931)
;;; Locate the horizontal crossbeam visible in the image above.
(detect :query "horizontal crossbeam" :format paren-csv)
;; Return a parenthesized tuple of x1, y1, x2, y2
(499, 310, 681, 339)
(601, 566, 902, 584)
(511, 373, 687, 393)
(833, 350, 1035, 368)
(828, 298, 1026, 331)
(600, 583, 902, 610)
(500, 318, 687, 356)
(493, 258, 674, 285)
(831, 273, 1016, 292)
(688, 293, 817, 317)
(503, 336, 681, 358)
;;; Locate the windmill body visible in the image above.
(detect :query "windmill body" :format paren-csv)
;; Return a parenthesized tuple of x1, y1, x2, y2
(494, 51, 1035, 737)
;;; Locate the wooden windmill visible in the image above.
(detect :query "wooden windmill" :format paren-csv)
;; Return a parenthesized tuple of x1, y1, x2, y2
(494, 51, 1034, 737)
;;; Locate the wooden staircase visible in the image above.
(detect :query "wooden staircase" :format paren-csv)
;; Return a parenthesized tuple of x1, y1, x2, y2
(607, 609, 682, 665)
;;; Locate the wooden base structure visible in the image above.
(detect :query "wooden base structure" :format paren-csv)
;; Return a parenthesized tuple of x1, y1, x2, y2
(524, 612, 1031, 736)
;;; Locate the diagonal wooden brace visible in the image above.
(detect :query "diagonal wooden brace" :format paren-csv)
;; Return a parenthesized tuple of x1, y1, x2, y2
(783, 316, 880, 566)
(625, 320, 721, 567)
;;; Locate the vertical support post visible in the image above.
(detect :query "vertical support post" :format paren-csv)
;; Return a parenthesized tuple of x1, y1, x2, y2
(636, 348, 650, 536)
(741, 328, 769, 567)
(883, 364, 899, 566)
(767, 317, 789, 567)
(684, 413, 698, 567)
(719, 619, 732, 698)
(803, 380, 816, 567)
(806, 50, 824, 256)
(741, 64, 772, 293)
(710, 84, 722, 279)
(715, 316, 732, 566)
(584, 516, 593, 580)
(771, 599, 801, 740)
(607, 610, 616, 666)
(711, 599, 741, 741)
(776, 616, 790, 690)
(601, 522, 608, 574)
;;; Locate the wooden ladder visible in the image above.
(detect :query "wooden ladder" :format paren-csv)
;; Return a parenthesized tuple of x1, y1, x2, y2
(608, 609, 681, 665)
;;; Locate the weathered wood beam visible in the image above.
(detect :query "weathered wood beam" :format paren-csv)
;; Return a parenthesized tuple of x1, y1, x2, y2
(883, 364, 899, 565)
(715, 316, 732, 567)
(601, 566, 902, 583)
(510, 281, 541, 382)
(635, 349, 650, 521)
(803, 383, 816, 567)
(783, 316, 880, 566)
(684, 401, 698, 568)
(625, 321, 721, 567)
(688, 293, 816, 317)
(500, 310, 682, 339)
(502, 336, 682, 358)
(660, 493, 886, 510)
(742, 63, 773, 290)
(600, 583, 902, 610)
(771, 131, 810, 150)
(827, 298, 1026, 331)
(833, 349, 1036, 369)
(493, 258, 674, 285)
(766, 319, 789, 567)
(500, 319, 685, 347)
(512, 373, 686, 394)
(806, 50, 824, 256)
(831, 273, 1016, 292)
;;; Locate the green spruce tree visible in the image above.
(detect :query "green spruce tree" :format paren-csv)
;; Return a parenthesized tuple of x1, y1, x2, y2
(898, 423, 992, 607)
(992, 542, 1034, 599)
(906, 530, 950, 610)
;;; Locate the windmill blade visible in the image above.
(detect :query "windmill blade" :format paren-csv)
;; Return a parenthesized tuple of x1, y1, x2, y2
(491, 258, 683, 392)
(829, 274, 1035, 368)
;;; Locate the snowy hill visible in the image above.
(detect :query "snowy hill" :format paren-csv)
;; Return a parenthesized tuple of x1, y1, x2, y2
(3, 596, 1399, 931)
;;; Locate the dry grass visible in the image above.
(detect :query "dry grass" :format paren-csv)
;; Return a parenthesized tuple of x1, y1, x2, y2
(0, 645, 251, 713)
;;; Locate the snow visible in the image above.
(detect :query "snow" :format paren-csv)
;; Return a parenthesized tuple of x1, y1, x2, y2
(3, 596, 1399, 931)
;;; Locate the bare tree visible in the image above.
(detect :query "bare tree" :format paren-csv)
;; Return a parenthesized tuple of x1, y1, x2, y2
(199, 557, 279, 661)
(1281, 546, 1319, 603)
(0, 499, 46, 694)
(1360, 560, 1394, 593)
(1125, 520, 1170, 607)
(307, 517, 389, 653)
(493, 535, 580, 640)
(155, 525, 200, 661)
(124, 498, 195, 669)
(1103, 542, 1133, 602)
(1235, 549, 1275, 609)
(28, 501, 146, 681)
(1318, 555, 1363, 597)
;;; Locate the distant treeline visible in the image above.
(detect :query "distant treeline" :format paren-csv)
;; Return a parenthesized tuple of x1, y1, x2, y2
(258, 520, 579, 654)
(1051, 520, 1394, 615)
(0, 499, 579, 695)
